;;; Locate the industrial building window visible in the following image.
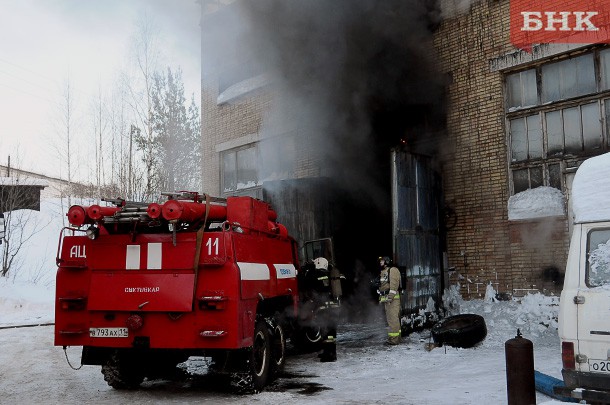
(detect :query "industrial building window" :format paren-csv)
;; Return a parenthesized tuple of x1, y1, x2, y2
(602, 49, 610, 90)
(505, 48, 610, 195)
(541, 53, 595, 103)
(506, 69, 537, 109)
(221, 144, 260, 195)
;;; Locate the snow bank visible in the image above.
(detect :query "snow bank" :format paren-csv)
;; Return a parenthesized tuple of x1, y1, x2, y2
(573, 152, 610, 223)
(0, 278, 54, 326)
(0, 198, 76, 326)
(450, 284, 560, 348)
(507, 186, 565, 221)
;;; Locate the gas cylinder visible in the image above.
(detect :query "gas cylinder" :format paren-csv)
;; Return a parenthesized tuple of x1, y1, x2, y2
(505, 329, 535, 405)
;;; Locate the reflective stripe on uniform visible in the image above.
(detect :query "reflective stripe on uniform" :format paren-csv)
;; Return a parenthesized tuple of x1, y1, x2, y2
(388, 332, 401, 337)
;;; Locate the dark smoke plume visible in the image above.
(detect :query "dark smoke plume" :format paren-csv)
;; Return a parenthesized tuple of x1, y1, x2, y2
(204, 0, 445, 204)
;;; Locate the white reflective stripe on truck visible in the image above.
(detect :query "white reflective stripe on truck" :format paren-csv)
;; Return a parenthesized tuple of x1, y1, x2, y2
(237, 262, 270, 280)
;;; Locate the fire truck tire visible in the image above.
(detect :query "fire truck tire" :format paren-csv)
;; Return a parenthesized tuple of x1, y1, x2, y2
(101, 351, 145, 389)
(250, 319, 272, 391)
(292, 325, 323, 353)
(230, 320, 271, 393)
(305, 326, 323, 344)
(431, 314, 487, 348)
(270, 317, 286, 376)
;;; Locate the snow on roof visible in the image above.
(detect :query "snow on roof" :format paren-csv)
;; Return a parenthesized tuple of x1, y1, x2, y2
(217, 73, 272, 105)
(573, 152, 610, 223)
(0, 177, 48, 187)
(507, 186, 565, 221)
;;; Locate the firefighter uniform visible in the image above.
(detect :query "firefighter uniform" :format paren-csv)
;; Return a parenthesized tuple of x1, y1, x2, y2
(301, 257, 342, 362)
(379, 257, 401, 345)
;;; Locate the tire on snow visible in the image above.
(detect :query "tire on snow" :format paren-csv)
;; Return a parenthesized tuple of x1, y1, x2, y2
(230, 319, 272, 394)
(101, 350, 145, 389)
(270, 317, 286, 377)
(431, 314, 487, 348)
(292, 325, 323, 353)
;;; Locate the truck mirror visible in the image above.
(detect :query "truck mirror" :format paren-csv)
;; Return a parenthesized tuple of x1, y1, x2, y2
(0, 213, 4, 244)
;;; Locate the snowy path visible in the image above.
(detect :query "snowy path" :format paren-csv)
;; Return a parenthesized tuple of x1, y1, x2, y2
(0, 314, 561, 404)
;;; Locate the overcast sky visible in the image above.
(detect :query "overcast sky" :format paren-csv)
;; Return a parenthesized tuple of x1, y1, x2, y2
(0, 0, 201, 179)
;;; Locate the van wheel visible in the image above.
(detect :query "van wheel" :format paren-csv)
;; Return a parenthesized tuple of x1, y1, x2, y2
(431, 314, 487, 348)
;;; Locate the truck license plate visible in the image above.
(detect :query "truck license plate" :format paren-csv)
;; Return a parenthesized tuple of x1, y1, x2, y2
(589, 359, 610, 374)
(89, 328, 129, 338)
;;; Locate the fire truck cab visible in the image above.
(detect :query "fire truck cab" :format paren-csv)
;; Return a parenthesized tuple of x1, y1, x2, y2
(55, 193, 300, 392)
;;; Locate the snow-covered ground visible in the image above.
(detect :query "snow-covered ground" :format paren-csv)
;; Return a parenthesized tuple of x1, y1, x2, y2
(0, 283, 565, 404)
(0, 198, 573, 404)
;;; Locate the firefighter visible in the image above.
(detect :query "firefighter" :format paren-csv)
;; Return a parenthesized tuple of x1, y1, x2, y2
(300, 257, 341, 362)
(378, 256, 401, 345)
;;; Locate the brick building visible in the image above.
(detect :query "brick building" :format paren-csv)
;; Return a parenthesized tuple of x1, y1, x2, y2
(434, 0, 610, 297)
(200, 0, 610, 299)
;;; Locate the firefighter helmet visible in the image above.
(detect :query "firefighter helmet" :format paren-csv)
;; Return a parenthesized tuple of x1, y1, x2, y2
(313, 257, 329, 271)
(379, 256, 392, 267)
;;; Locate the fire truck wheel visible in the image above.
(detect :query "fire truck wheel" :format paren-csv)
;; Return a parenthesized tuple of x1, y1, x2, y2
(292, 325, 323, 353)
(270, 318, 286, 376)
(305, 326, 323, 344)
(431, 314, 487, 348)
(101, 351, 145, 389)
(249, 320, 272, 392)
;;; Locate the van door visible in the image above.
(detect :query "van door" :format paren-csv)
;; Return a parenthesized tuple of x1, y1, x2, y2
(577, 225, 610, 374)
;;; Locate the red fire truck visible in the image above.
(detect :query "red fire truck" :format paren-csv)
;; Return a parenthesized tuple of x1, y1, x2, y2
(54, 192, 304, 392)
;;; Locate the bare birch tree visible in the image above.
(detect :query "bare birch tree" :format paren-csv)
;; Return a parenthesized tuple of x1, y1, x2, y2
(52, 77, 77, 217)
(0, 171, 50, 278)
(123, 13, 161, 200)
(90, 84, 110, 202)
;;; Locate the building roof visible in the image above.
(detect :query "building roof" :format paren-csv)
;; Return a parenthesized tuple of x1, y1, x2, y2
(0, 177, 48, 187)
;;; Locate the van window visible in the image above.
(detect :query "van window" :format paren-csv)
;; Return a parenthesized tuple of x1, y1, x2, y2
(587, 229, 610, 287)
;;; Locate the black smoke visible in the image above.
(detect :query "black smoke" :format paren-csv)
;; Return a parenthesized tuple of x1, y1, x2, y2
(203, 1, 445, 196)
(202, 1, 447, 316)
(225, 0, 445, 200)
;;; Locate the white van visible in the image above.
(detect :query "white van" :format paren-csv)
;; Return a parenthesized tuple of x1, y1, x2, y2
(558, 153, 610, 402)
